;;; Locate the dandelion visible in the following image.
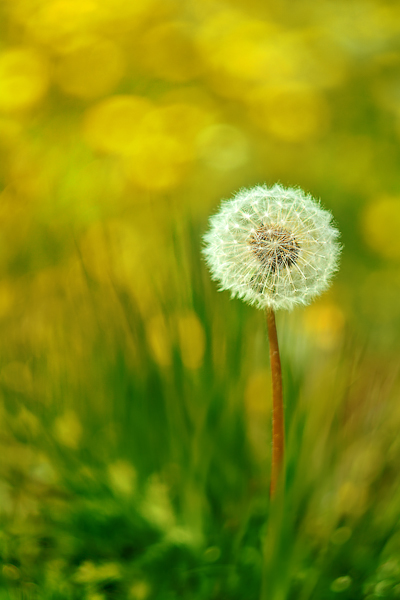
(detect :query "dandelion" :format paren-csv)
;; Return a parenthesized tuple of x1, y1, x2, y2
(203, 184, 341, 495)
(203, 184, 340, 311)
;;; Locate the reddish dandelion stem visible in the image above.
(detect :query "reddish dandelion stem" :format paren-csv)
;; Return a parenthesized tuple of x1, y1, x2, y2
(266, 308, 284, 497)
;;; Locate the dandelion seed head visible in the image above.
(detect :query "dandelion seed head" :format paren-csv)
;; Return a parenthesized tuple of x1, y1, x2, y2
(202, 184, 341, 311)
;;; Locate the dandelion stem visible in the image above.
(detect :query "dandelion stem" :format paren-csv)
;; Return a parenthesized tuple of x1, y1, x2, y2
(266, 308, 284, 497)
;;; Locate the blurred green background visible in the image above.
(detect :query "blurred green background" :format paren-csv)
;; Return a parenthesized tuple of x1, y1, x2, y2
(0, 0, 400, 598)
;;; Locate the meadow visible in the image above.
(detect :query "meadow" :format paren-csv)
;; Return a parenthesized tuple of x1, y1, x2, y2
(0, 0, 400, 598)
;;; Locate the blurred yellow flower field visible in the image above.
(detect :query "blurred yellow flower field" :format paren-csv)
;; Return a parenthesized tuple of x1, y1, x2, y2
(0, 0, 400, 598)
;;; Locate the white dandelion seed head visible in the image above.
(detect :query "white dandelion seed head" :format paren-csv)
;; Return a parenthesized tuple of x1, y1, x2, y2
(202, 184, 341, 311)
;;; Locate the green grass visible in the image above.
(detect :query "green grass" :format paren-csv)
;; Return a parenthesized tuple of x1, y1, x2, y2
(0, 225, 399, 600)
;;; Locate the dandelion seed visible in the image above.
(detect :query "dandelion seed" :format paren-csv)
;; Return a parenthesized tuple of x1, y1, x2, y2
(203, 184, 341, 496)
(203, 184, 341, 311)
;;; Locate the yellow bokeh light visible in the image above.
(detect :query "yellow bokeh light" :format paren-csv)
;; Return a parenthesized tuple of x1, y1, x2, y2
(146, 314, 172, 367)
(362, 197, 400, 260)
(196, 123, 249, 171)
(122, 103, 201, 190)
(124, 135, 189, 191)
(197, 12, 281, 83)
(55, 39, 125, 99)
(247, 84, 329, 142)
(0, 48, 49, 113)
(152, 102, 211, 144)
(197, 12, 333, 101)
(20, 0, 99, 53)
(96, 0, 163, 35)
(177, 311, 206, 370)
(82, 95, 153, 154)
(244, 370, 271, 417)
(53, 410, 82, 449)
(299, 30, 348, 89)
(140, 22, 203, 82)
(303, 302, 345, 350)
